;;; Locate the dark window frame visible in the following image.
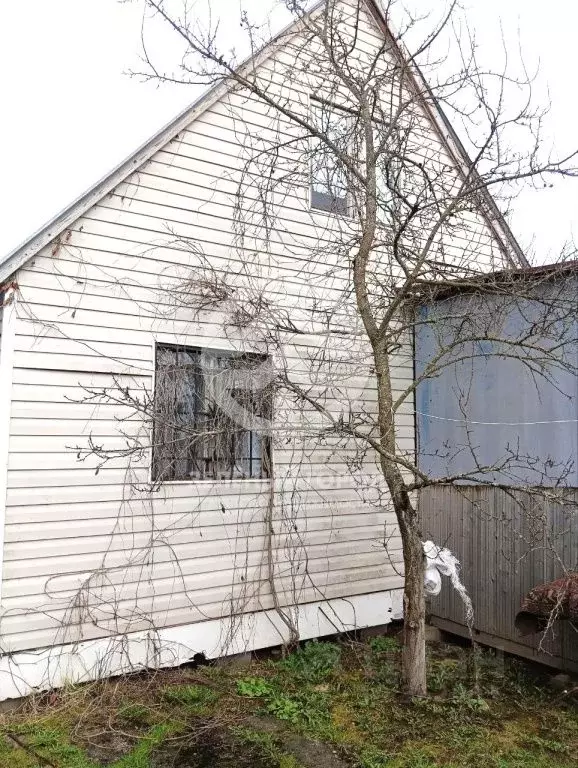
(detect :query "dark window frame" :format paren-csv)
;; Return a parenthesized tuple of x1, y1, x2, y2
(309, 98, 355, 216)
(152, 343, 272, 483)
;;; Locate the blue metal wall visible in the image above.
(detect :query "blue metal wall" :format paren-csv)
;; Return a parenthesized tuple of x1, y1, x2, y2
(415, 280, 578, 486)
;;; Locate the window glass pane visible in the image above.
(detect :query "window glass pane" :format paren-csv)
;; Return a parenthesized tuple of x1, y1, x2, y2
(310, 101, 352, 214)
(152, 345, 271, 482)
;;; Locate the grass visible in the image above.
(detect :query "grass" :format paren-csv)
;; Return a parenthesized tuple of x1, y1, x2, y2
(0, 637, 576, 767)
(160, 682, 220, 713)
(232, 726, 304, 768)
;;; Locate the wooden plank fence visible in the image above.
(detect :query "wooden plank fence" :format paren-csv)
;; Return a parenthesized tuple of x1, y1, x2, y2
(420, 485, 578, 671)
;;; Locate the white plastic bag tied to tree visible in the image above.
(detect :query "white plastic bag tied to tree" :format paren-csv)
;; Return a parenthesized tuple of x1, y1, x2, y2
(423, 540, 474, 627)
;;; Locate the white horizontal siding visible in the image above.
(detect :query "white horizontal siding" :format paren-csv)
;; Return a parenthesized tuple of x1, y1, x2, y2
(4, 510, 389, 545)
(1, 575, 405, 653)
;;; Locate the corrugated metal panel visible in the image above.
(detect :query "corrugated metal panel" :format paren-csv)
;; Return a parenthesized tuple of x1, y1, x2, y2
(421, 485, 578, 670)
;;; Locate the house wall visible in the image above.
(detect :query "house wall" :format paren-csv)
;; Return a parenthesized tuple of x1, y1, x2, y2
(0, 0, 508, 698)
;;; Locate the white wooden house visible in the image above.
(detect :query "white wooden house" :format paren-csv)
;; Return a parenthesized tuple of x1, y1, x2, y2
(0, 0, 522, 700)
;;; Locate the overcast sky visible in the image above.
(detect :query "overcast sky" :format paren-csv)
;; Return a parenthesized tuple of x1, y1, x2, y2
(1, 0, 576, 264)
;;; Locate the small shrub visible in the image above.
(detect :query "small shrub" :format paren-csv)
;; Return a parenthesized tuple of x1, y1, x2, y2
(267, 690, 333, 736)
(450, 683, 490, 713)
(366, 636, 400, 687)
(368, 636, 400, 655)
(278, 641, 341, 683)
(426, 658, 461, 693)
(373, 659, 399, 688)
(266, 694, 304, 724)
(236, 677, 275, 698)
(236, 673, 332, 736)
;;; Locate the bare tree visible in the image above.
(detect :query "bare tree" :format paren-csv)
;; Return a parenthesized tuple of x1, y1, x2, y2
(59, 0, 578, 697)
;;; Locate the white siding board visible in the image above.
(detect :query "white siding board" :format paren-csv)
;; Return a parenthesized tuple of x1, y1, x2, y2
(1, 576, 404, 653)
(4, 512, 389, 544)
(77, 201, 496, 269)
(4, 488, 386, 519)
(1, 568, 404, 634)
(2, 556, 402, 616)
(5, 474, 383, 506)
(2, 533, 396, 573)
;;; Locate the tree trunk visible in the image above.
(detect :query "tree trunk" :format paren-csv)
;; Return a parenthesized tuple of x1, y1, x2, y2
(400, 523, 427, 697)
(372, 343, 428, 698)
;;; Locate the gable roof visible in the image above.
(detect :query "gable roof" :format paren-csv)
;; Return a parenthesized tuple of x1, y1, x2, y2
(0, 0, 527, 284)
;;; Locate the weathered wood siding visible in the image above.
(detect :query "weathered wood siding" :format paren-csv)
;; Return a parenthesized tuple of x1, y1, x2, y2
(421, 485, 578, 671)
(1, 0, 507, 658)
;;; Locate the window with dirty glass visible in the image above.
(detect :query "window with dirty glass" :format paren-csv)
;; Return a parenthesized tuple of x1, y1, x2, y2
(152, 345, 272, 481)
(310, 99, 354, 215)
(375, 142, 411, 224)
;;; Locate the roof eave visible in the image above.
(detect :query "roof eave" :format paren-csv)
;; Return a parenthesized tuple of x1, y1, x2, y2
(0, 86, 222, 284)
